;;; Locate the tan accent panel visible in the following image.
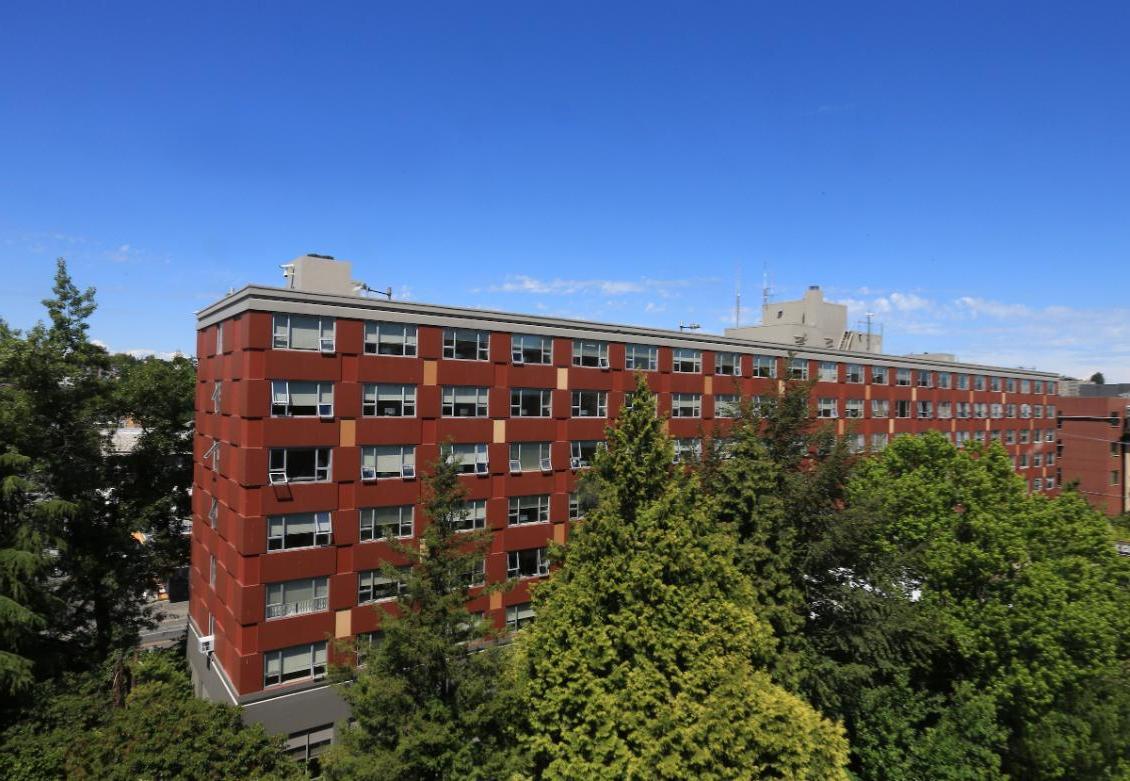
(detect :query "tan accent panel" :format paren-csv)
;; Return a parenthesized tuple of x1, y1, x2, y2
(489, 591, 502, 610)
(335, 609, 351, 639)
(340, 419, 356, 448)
(556, 368, 569, 390)
(661, 419, 669, 434)
(777, 380, 785, 394)
(554, 524, 566, 544)
(888, 419, 895, 434)
(493, 420, 506, 444)
(837, 419, 845, 436)
(704, 376, 713, 395)
(423, 360, 438, 386)
(911, 387, 918, 401)
(865, 385, 872, 400)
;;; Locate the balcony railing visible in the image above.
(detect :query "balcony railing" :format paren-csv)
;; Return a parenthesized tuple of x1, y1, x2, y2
(266, 596, 328, 620)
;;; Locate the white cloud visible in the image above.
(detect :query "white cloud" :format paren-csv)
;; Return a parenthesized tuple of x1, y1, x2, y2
(488, 274, 709, 297)
(123, 348, 183, 361)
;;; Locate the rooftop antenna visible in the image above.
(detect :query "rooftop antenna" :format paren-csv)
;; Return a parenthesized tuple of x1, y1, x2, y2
(865, 311, 874, 351)
(679, 322, 701, 332)
(355, 282, 393, 301)
(762, 263, 771, 310)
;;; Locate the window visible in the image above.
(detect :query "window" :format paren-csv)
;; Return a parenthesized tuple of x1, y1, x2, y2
(442, 386, 489, 418)
(569, 440, 603, 469)
(673, 438, 701, 462)
(973, 375, 986, 391)
(1020, 404, 1032, 419)
(896, 400, 911, 419)
(271, 381, 333, 418)
(870, 433, 888, 451)
(273, 314, 334, 352)
(819, 362, 838, 382)
(447, 443, 489, 475)
(1046, 405, 1056, 419)
(625, 344, 658, 371)
(510, 333, 552, 364)
(673, 348, 702, 373)
(753, 355, 776, 378)
(360, 445, 415, 480)
(208, 496, 219, 527)
(871, 366, 888, 384)
(847, 433, 866, 453)
(364, 322, 417, 356)
(263, 642, 327, 687)
(671, 393, 702, 418)
(937, 372, 952, 389)
(1033, 453, 1043, 467)
(817, 398, 838, 418)
(1112, 470, 1120, 486)
(284, 724, 334, 777)
(510, 388, 552, 417)
(216, 321, 224, 353)
(360, 505, 414, 541)
(362, 384, 415, 417)
(871, 399, 889, 418)
(991, 376, 1002, 392)
(1006, 404, 1017, 418)
(211, 381, 222, 414)
(1005, 430, 1016, 445)
(846, 364, 863, 383)
(507, 547, 549, 578)
(456, 500, 487, 532)
(1045, 429, 1054, 443)
(1045, 477, 1055, 490)
(572, 339, 609, 368)
(269, 448, 331, 484)
(1034, 405, 1044, 419)
(991, 403, 1003, 419)
(1047, 382, 1057, 395)
(1006, 378, 1016, 392)
(510, 441, 552, 472)
(1019, 429, 1030, 444)
(917, 401, 933, 419)
(568, 491, 594, 521)
(358, 568, 407, 604)
(1034, 380, 1044, 394)
(506, 602, 535, 631)
(509, 495, 550, 525)
(209, 554, 216, 586)
(714, 352, 741, 376)
(957, 403, 971, 419)
(789, 358, 809, 380)
(462, 558, 486, 588)
(714, 395, 739, 418)
(896, 368, 911, 386)
(443, 328, 489, 360)
(267, 512, 332, 551)
(845, 399, 864, 419)
(974, 403, 988, 419)
(1018, 454, 1028, 468)
(265, 577, 328, 620)
(938, 401, 953, 419)
(1020, 379, 1031, 394)
(957, 374, 970, 390)
(571, 390, 607, 418)
(917, 370, 932, 388)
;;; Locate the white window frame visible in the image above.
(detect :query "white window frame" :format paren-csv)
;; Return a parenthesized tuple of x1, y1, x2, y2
(569, 440, 603, 469)
(268, 448, 332, 485)
(714, 395, 739, 418)
(265, 576, 329, 620)
(442, 386, 489, 418)
(511, 333, 552, 365)
(672, 348, 702, 374)
(447, 443, 490, 475)
(571, 390, 607, 418)
(363, 384, 416, 417)
(506, 602, 535, 630)
(364, 321, 417, 356)
(753, 355, 776, 378)
(572, 339, 609, 368)
(508, 494, 550, 525)
(273, 314, 335, 352)
(510, 388, 552, 418)
(624, 344, 658, 372)
(360, 445, 416, 480)
(271, 380, 334, 418)
(455, 499, 487, 532)
(845, 399, 865, 419)
(211, 381, 222, 414)
(671, 393, 702, 418)
(357, 568, 407, 604)
(263, 641, 327, 687)
(789, 358, 809, 380)
(509, 441, 552, 473)
(714, 352, 741, 376)
(443, 328, 490, 361)
(817, 398, 838, 418)
(507, 548, 549, 579)
(359, 505, 414, 541)
(818, 362, 838, 383)
(267, 512, 332, 551)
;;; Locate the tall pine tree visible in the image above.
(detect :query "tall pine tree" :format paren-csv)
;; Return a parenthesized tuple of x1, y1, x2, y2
(520, 374, 849, 779)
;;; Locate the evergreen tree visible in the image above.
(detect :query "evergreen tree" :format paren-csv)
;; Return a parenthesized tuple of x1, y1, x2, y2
(521, 375, 849, 780)
(323, 447, 527, 780)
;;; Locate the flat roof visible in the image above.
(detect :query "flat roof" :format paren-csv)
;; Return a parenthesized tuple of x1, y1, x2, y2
(197, 283, 1059, 380)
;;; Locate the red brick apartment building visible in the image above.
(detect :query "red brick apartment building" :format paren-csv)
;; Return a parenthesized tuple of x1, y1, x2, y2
(1057, 396, 1130, 517)
(187, 256, 1065, 756)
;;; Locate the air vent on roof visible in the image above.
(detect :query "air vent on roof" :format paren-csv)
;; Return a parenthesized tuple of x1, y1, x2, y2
(306, 253, 335, 260)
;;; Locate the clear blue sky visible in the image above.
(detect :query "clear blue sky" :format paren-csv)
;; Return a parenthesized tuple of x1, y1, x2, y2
(2, 2, 1127, 379)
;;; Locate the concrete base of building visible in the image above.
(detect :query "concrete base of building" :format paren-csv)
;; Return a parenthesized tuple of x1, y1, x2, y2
(186, 622, 351, 754)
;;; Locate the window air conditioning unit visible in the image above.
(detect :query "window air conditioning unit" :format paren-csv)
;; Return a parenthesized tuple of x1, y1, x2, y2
(197, 634, 215, 654)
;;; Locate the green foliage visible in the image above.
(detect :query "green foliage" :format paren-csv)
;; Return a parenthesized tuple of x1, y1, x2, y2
(846, 432, 1130, 779)
(323, 447, 528, 780)
(1091, 371, 1106, 385)
(521, 375, 849, 780)
(0, 647, 301, 781)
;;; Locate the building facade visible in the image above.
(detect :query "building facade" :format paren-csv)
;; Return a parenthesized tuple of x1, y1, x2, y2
(188, 258, 1064, 749)
(1056, 396, 1130, 517)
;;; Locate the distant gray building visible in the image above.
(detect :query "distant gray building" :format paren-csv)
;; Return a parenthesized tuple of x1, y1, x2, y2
(725, 285, 883, 353)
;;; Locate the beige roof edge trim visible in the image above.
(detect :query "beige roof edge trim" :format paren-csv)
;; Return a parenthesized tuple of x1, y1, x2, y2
(196, 284, 1059, 379)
